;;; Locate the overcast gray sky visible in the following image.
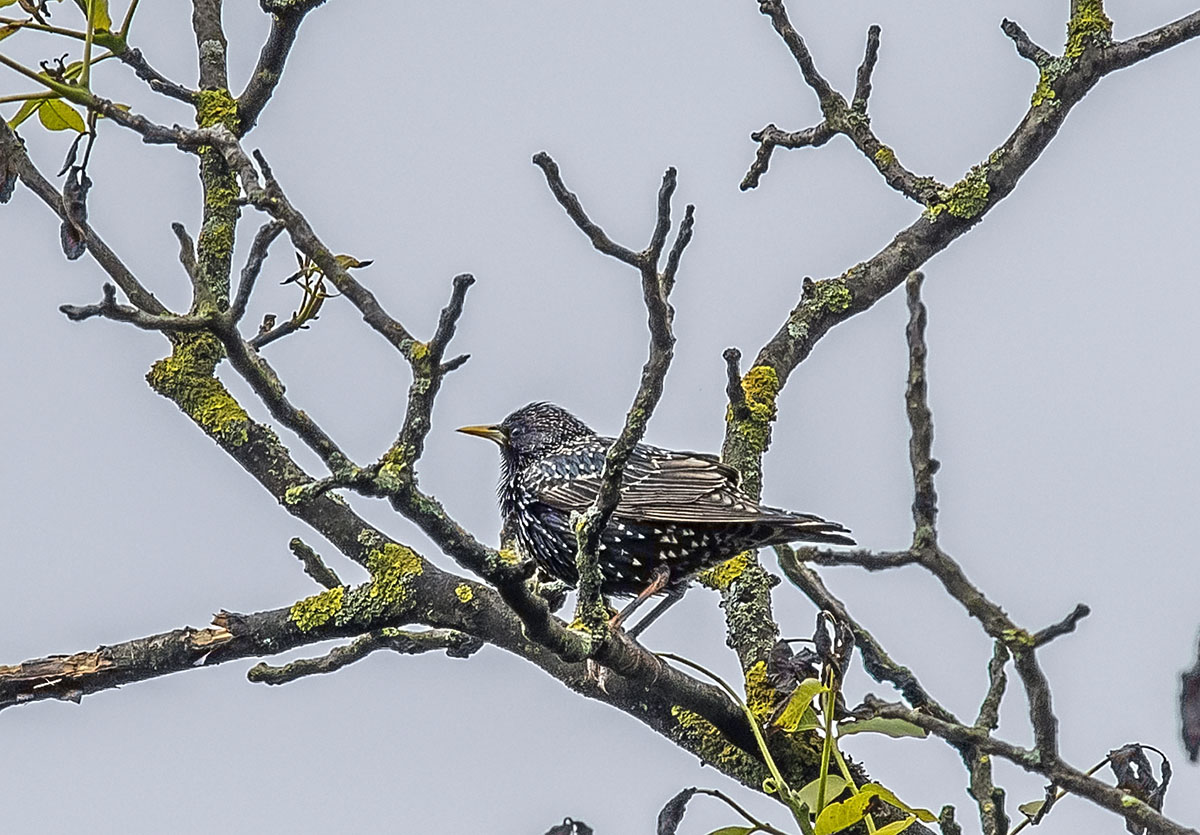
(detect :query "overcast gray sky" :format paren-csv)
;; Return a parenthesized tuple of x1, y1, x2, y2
(2, 2, 1198, 832)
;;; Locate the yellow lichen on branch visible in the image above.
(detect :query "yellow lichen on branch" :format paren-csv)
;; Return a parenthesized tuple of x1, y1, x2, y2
(290, 586, 345, 632)
(146, 333, 251, 447)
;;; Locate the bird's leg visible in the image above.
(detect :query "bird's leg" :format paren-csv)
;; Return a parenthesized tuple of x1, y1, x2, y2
(609, 565, 671, 632)
(625, 584, 686, 639)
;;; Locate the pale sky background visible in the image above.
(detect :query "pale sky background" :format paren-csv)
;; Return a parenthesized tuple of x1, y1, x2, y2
(2, 2, 1198, 833)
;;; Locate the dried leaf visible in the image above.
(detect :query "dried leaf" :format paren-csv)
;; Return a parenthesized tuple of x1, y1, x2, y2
(1182, 641, 1200, 762)
(1017, 800, 1045, 820)
(657, 787, 697, 835)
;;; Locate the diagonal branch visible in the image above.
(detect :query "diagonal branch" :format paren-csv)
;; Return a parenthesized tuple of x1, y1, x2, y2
(231, 219, 286, 324)
(1, 119, 167, 315)
(865, 698, 1198, 835)
(744, 5, 941, 203)
(237, 0, 327, 134)
(118, 47, 197, 103)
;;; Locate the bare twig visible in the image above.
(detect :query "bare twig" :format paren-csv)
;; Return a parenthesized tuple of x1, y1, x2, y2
(59, 283, 211, 331)
(905, 271, 939, 547)
(852, 24, 882, 112)
(237, 0, 326, 134)
(289, 537, 342, 589)
(1032, 604, 1091, 647)
(171, 222, 198, 284)
(723, 347, 750, 422)
(118, 47, 197, 102)
(865, 698, 1197, 835)
(246, 628, 483, 685)
(231, 220, 286, 324)
(1001, 19, 1052, 66)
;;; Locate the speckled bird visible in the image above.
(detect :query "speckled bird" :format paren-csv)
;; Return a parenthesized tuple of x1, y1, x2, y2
(458, 402, 854, 626)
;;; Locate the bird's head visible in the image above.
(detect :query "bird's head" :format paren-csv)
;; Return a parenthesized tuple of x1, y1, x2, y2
(457, 402, 594, 461)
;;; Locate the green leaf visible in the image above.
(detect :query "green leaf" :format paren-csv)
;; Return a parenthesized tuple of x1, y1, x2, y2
(38, 98, 86, 132)
(857, 784, 937, 823)
(837, 717, 929, 739)
(796, 775, 848, 811)
(813, 794, 870, 835)
(704, 828, 755, 835)
(90, 0, 111, 31)
(9, 97, 45, 129)
(0, 0, 21, 8)
(0, 23, 20, 41)
(72, 0, 111, 30)
(874, 816, 918, 835)
(774, 677, 828, 732)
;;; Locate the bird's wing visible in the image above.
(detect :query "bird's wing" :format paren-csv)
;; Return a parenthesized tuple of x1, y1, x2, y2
(532, 445, 768, 524)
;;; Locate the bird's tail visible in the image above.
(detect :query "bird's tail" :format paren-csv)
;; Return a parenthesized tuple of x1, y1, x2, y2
(760, 508, 856, 547)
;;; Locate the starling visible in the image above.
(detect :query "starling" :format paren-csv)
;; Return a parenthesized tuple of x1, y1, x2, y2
(459, 402, 854, 631)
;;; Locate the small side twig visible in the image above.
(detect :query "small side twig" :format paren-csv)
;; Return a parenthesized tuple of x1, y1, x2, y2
(723, 347, 750, 422)
(59, 283, 211, 331)
(231, 220, 285, 324)
(246, 628, 483, 685)
(288, 537, 342, 589)
(237, 0, 325, 134)
(745, 6, 941, 204)
(118, 47, 197, 102)
(171, 222, 197, 285)
(852, 24, 882, 112)
(1032, 604, 1091, 647)
(1001, 19, 1052, 66)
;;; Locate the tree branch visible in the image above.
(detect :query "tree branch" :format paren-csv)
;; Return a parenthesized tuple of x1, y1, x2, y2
(118, 47, 197, 102)
(59, 283, 211, 331)
(288, 536, 342, 589)
(237, 0, 327, 134)
(533, 152, 693, 635)
(246, 627, 482, 685)
(0, 119, 167, 315)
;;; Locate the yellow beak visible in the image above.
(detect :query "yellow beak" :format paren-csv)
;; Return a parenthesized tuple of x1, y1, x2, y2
(456, 424, 508, 445)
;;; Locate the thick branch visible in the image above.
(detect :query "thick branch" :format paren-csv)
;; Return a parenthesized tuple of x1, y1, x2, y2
(191, 0, 229, 90)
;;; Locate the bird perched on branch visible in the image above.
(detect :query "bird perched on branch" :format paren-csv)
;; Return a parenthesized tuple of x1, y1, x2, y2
(458, 402, 853, 634)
